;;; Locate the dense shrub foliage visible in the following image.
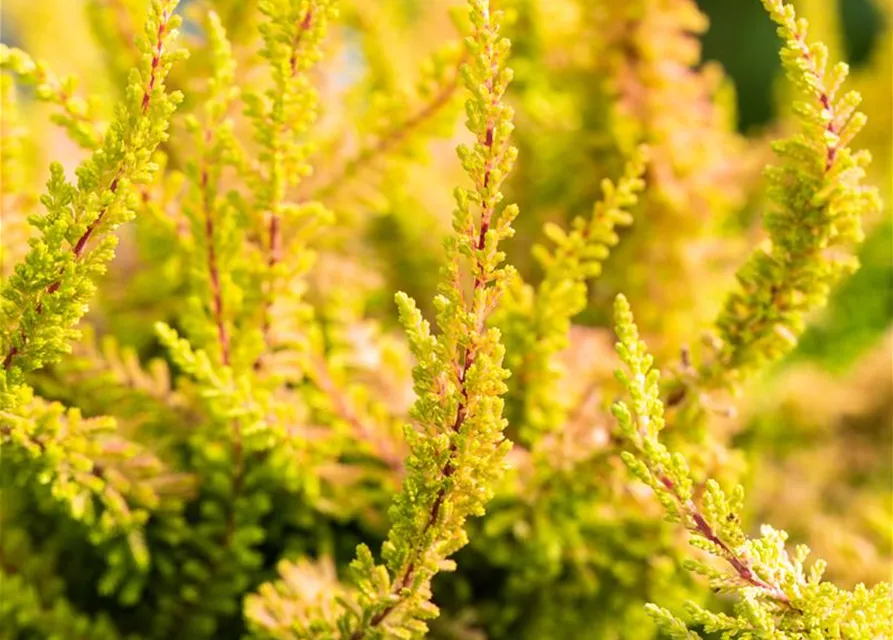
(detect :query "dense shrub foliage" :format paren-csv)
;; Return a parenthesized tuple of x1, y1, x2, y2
(0, 0, 890, 638)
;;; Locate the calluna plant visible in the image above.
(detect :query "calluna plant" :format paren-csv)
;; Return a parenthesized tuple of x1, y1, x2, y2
(0, 0, 890, 638)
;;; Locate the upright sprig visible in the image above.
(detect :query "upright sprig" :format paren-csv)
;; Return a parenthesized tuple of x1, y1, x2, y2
(177, 9, 243, 369)
(348, 1, 518, 634)
(0, 0, 185, 413)
(612, 295, 892, 639)
(703, 0, 881, 389)
(245, 0, 338, 360)
(249, 0, 337, 215)
(246, 2, 519, 637)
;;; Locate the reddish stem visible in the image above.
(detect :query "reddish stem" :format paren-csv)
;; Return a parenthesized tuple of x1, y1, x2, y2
(141, 11, 168, 114)
(201, 160, 230, 366)
(257, 8, 315, 366)
(791, 33, 839, 171)
(657, 474, 792, 605)
(288, 10, 313, 77)
(2, 10, 171, 373)
(350, 22, 506, 640)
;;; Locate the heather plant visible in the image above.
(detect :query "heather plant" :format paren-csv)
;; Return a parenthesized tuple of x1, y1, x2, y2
(0, 0, 890, 639)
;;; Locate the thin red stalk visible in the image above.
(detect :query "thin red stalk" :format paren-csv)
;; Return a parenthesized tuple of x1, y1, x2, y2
(289, 10, 314, 77)
(1, 347, 16, 370)
(268, 7, 313, 268)
(656, 474, 792, 605)
(474, 62, 499, 254)
(141, 12, 167, 113)
(352, 284, 482, 640)
(1, 10, 171, 373)
(790, 33, 839, 171)
(201, 167, 230, 366)
(256, 9, 314, 365)
(267, 214, 281, 271)
(169, 129, 246, 627)
(199, 126, 231, 367)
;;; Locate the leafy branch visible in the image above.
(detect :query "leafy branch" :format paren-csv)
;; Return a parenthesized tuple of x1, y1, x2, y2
(702, 0, 881, 390)
(0, 0, 185, 412)
(612, 294, 892, 639)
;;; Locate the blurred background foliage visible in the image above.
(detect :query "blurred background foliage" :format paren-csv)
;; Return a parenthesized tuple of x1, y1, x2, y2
(1, 0, 890, 637)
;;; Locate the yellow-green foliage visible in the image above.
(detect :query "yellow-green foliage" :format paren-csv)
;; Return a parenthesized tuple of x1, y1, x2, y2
(703, 0, 880, 388)
(0, 0, 889, 639)
(614, 294, 891, 639)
